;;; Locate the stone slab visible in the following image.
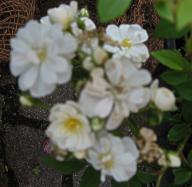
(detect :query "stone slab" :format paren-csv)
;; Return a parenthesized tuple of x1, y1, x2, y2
(19, 84, 74, 121)
(5, 124, 63, 187)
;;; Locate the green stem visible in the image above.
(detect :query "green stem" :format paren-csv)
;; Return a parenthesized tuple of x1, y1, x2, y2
(181, 152, 192, 170)
(20, 94, 50, 110)
(156, 167, 168, 187)
(127, 118, 139, 136)
(30, 97, 50, 110)
(177, 133, 191, 154)
(176, 133, 192, 170)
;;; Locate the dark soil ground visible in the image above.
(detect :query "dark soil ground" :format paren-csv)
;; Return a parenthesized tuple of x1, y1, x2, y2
(0, 0, 164, 186)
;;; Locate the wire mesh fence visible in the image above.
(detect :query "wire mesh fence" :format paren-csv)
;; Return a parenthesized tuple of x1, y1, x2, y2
(0, 0, 35, 61)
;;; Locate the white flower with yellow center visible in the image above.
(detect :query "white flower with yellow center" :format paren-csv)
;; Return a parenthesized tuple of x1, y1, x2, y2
(46, 101, 94, 151)
(10, 20, 77, 97)
(87, 132, 139, 182)
(104, 24, 149, 65)
(79, 57, 151, 130)
(47, 1, 78, 30)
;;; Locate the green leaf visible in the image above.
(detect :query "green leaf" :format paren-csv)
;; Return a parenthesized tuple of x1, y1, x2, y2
(186, 36, 192, 54)
(154, 0, 174, 22)
(151, 50, 186, 71)
(154, 18, 189, 39)
(137, 171, 156, 184)
(177, 0, 192, 30)
(80, 167, 100, 187)
(176, 81, 192, 101)
(168, 124, 190, 142)
(42, 156, 85, 174)
(126, 119, 139, 136)
(148, 109, 163, 126)
(174, 168, 192, 185)
(98, 0, 132, 23)
(128, 177, 142, 187)
(112, 180, 129, 187)
(182, 101, 192, 122)
(161, 70, 189, 86)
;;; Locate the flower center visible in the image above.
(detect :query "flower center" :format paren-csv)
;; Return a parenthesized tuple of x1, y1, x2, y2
(99, 153, 114, 170)
(121, 38, 132, 48)
(38, 48, 47, 62)
(63, 118, 82, 134)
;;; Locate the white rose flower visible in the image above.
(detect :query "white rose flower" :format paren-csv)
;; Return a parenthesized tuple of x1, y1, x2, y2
(46, 101, 95, 151)
(48, 1, 78, 29)
(79, 68, 113, 118)
(40, 16, 51, 24)
(104, 24, 149, 65)
(71, 17, 96, 36)
(10, 20, 77, 97)
(79, 57, 151, 130)
(87, 132, 139, 182)
(151, 80, 176, 111)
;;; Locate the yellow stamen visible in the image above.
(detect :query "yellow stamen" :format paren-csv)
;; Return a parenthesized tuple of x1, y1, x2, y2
(99, 153, 114, 169)
(63, 118, 82, 134)
(38, 48, 47, 62)
(121, 38, 132, 48)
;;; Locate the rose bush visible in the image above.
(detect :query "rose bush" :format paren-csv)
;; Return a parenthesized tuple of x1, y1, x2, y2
(10, 0, 192, 186)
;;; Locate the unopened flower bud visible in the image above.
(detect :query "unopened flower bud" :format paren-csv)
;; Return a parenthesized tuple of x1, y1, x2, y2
(56, 156, 65, 161)
(74, 150, 86, 159)
(91, 118, 104, 131)
(158, 151, 181, 168)
(153, 88, 176, 111)
(83, 57, 94, 71)
(167, 152, 181, 167)
(51, 144, 68, 162)
(80, 8, 89, 17)
(93, 47, 108, 65)
(20, 95, 33, 107)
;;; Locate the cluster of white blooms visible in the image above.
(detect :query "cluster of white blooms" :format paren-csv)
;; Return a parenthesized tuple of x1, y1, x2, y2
(10, 1, 177, 183)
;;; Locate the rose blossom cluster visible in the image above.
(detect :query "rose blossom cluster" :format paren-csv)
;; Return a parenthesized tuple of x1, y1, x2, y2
(10, 1, 177, 183)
